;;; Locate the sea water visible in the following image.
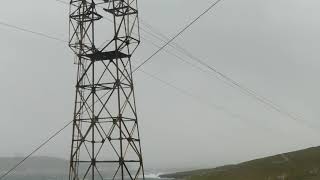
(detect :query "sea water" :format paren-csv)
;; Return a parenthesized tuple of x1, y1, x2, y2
(3, 174, 173, 180)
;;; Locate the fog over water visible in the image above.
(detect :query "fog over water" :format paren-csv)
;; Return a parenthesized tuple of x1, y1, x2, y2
(0, 0, 320, 171)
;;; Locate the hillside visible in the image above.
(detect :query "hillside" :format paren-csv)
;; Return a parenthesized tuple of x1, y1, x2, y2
(161, 146, 320, 180)
(0, 156, 130, 180)
(0, 156, 68, 175)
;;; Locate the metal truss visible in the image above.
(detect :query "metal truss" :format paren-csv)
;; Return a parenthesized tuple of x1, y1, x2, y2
(68, 0, 144, 179)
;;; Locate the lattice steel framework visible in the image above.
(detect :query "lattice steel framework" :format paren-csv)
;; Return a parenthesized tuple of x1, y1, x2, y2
(68, 0, 144, 179)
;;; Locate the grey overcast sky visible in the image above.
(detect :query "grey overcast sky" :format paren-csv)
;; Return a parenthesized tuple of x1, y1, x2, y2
(0, 0, 320, 170)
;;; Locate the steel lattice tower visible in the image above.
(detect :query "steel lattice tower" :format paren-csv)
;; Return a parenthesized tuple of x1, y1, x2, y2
(68, 0, 144, 179)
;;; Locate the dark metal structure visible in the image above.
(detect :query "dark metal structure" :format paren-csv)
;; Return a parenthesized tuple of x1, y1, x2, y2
(68, 0, 144, 179)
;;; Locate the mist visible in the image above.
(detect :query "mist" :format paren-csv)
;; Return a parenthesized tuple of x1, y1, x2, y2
(0, 0, 320, 170)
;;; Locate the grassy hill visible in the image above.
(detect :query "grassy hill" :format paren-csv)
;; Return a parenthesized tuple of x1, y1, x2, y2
(161, 146, 320, 180)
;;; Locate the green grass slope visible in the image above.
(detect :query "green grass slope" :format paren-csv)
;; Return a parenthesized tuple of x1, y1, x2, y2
(161, 146, 320, 180)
